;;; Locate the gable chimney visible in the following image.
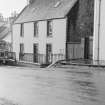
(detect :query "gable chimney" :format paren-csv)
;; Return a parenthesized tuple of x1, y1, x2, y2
(27, 0, 35, 5)
(29, 0, 35, 4)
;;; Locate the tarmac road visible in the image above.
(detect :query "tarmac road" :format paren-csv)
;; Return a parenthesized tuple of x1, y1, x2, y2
(0, 65, 105, 105)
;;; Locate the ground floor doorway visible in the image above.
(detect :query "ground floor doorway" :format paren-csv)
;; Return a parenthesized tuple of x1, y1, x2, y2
(33, 43, 38, 63)
(46, 44, 52, 64)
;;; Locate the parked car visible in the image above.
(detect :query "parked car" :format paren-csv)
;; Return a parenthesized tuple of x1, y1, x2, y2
(0, 49, 17, 65)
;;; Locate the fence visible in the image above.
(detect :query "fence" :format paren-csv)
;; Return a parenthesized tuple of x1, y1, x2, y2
(19, 53, 65, 64)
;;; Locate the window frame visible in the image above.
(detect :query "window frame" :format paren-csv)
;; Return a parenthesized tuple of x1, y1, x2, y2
(34, 22, 38, 37)
(47, 20, 53, 37)
(20, 23, 24, 37)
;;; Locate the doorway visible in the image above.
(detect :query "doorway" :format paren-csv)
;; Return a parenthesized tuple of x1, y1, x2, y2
(33, 43, 38, 63)
(46, 44, 52, 64)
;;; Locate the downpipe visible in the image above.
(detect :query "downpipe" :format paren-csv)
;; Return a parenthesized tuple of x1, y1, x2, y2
(97, 0, 101, 61)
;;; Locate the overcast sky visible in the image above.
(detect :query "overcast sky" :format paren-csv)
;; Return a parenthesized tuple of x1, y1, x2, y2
(0, 0, 27, 18)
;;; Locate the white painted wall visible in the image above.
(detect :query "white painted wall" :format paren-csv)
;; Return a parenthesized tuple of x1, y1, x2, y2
(13, 18, 67, 62)
(12, 24, 20, 60)
(36, 21, 47, 54)
(23, 22, 33, 53)
(93, 0, 105, 61)
(51, 19, 67, 55)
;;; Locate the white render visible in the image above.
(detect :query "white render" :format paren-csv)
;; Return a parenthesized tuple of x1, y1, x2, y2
(12, 18, 67, 62)
(93, 0, 105, 61)
(12, 24, 20, 60)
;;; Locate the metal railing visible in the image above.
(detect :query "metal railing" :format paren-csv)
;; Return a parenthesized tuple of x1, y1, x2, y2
(19, 53, 65, 64)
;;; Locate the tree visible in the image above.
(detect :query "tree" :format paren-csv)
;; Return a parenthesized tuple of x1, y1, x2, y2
(0, 13, 4, 21)
(11, 11, 18, 18)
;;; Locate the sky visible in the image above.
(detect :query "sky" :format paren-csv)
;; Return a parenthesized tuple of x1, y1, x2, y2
(0, 0, 27, 18)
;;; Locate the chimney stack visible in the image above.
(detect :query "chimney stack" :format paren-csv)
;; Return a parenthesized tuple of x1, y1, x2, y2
(29, 0, 35, 4)
(27, 0, 30, 5)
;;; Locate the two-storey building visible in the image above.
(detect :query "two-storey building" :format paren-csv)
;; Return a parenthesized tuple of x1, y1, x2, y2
(13, 0, 88, 64)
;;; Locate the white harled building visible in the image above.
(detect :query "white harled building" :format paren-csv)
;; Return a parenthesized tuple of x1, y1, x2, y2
(12, 0, 85, 64)
(93, 0, 105, 61)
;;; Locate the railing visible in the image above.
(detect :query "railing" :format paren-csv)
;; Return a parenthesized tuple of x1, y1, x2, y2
(19, 53, 33, 62)
(19, 53, 65, 64)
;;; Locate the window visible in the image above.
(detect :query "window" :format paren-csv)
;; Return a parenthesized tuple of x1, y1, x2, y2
(20, 43, 24, 54)
(47, 20, 53, 37)
(34, 22, 38, 37)
(20, 23, 24, 37)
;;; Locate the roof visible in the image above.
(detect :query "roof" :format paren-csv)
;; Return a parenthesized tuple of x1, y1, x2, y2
(0, 22, 10, 40)
(15, 0, 78, 23)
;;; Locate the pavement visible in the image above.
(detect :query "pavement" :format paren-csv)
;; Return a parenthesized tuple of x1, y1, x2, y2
(2, 59, 105, 70)
(14, 59, 105, 69)
(17, 61, 41, 68)
(48, 59, 105, 68)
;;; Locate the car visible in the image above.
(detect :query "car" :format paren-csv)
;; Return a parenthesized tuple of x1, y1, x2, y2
(0, 49, 17, 65)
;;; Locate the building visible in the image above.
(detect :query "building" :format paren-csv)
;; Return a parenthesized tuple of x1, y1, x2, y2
(12, 0, 93, 64)
(0, 20, 12, 51)
(93, 0, 105, 61)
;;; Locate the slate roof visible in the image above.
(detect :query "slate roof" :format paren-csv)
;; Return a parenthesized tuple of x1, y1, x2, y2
(15, 0, 78, 23)
(0, 22, 10, 40)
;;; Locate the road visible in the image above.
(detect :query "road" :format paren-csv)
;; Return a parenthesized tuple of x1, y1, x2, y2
(0, 65, 105, 105)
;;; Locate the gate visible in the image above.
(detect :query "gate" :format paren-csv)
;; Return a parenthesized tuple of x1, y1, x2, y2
(66, 43, 84, 59)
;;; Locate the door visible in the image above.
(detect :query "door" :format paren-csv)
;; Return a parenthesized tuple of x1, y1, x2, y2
(20, 43, 24, 60)
(33, 44, 38, 63)
(84, 37, 90, 59)
(46, 44, 52, 64)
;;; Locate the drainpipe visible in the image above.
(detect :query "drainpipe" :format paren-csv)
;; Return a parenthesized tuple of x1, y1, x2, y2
(10, 21, 13, 52)
(97, 0, 101, 61)
(65, 17, 69, 60)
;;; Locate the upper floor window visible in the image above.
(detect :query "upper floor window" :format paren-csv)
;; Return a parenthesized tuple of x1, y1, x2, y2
(20, 23, 24, 37)
(47, 20, 53, 37)
(34, 22, 38, 37)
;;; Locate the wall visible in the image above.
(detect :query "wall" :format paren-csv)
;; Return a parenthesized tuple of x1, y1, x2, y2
(12, 24, 20, 60)
(93, 0, 105, 61)
(13, 18, 67, 62)
(51, 19, 67, 55)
